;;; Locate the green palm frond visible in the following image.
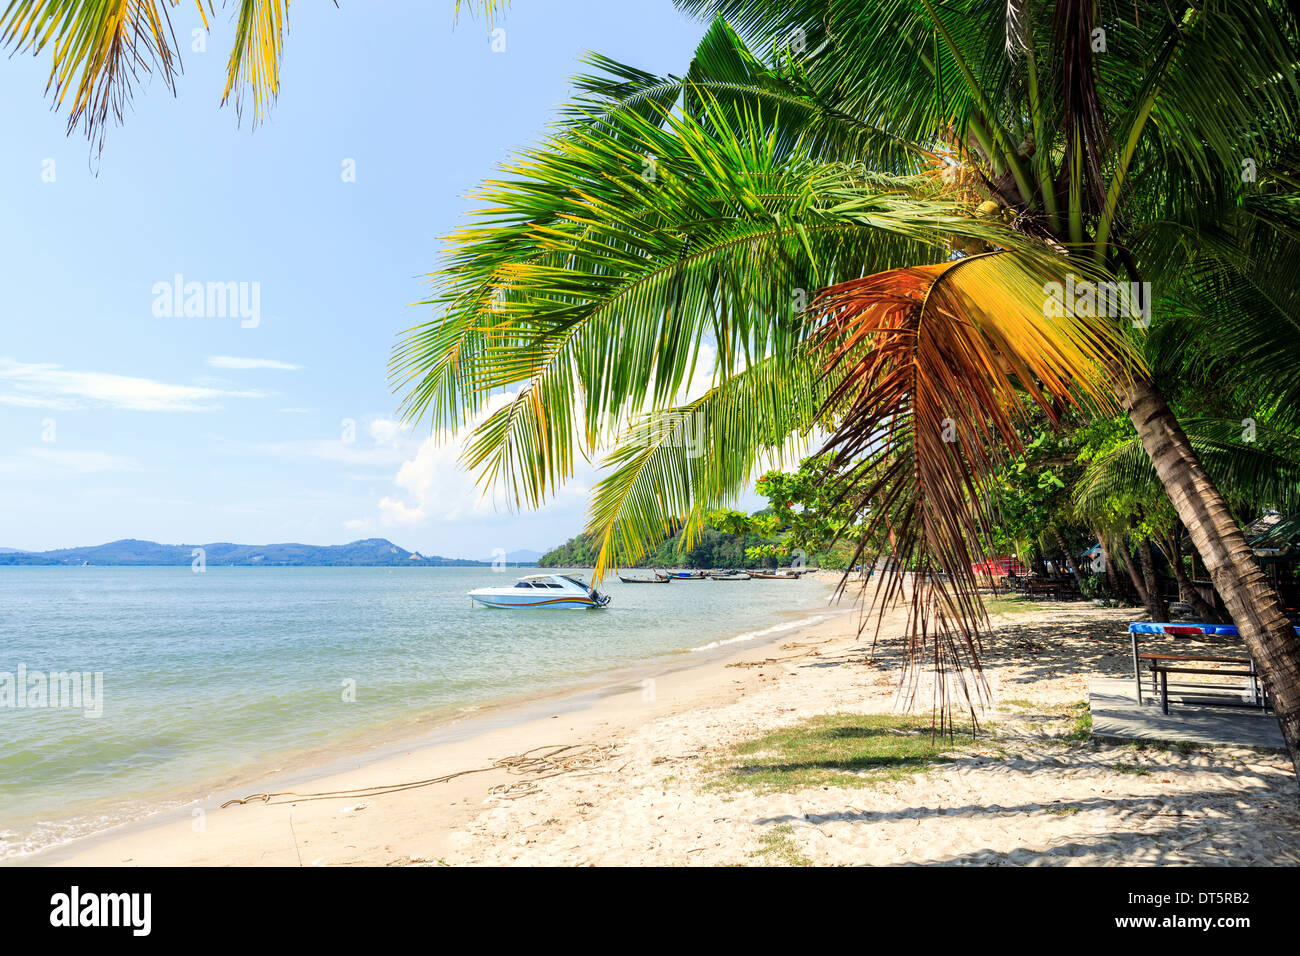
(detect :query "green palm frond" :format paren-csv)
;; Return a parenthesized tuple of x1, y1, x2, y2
(392, 90, 1029, 514)
(1136, 192, 1300, 418)
(564, 18, 922, 171)
(585, 353, 827, 580)
(1074, 419, 1300, 520)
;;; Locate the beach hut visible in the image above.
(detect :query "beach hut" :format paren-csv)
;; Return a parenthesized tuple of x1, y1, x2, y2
(1244, 511, 1300, 612)
(1081, 542, 1105, 574)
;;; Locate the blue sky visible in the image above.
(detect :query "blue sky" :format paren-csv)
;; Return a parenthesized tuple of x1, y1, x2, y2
(0, 1, 714, 558)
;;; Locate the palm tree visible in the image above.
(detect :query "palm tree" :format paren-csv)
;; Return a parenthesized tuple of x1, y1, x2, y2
(1075, 416, 1300, 619)
(745, 0, 1300, 771)
(392, 3, 1300, 772)
(14, 2, 1300, 772)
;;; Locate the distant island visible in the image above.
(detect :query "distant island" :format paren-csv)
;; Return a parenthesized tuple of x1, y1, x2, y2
(0, 538, 541, 568)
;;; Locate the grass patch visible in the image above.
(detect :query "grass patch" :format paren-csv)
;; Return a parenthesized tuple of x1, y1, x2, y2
(1128, 739, 1197, 756)
(998, 698, 1091, 742)
(1046, 805, 1081, 816)
(748, 825, 814, 866)
(1001, 698, 1038, 709)
(1066, 701, 1092, 741)
(982, 594, 1038, 616)
(710, 713, 985, 794)
(1109, 762, 1151, 776)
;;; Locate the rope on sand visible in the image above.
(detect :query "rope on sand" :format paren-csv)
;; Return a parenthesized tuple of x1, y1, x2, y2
(726, 637, 837, 669)
(219, 743, 618, 809)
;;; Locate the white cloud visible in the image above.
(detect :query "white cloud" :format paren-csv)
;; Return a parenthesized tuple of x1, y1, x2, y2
(359, 392, 598, 530)
(379, 431, 496, 524)
(259, 438, 415, 467)
(0, 447, 140, 475)
(208, 356, 303, 371)
(378, 494, 430, 525)
(368, 418, 412, 446)
(254, 417, 422, 467)
(0, 359, 263, 412)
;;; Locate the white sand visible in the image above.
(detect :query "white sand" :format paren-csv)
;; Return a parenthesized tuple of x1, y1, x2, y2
(39, 584, 1300, 867)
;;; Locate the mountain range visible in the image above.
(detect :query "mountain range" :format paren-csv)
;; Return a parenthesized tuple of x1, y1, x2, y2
(0, 539, 543, 567)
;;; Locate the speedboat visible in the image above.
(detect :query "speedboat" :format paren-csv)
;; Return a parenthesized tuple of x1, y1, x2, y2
(469, 573, 611, 609)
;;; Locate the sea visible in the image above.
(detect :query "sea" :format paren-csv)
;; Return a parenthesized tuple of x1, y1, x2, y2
(0, 565, 835, 860)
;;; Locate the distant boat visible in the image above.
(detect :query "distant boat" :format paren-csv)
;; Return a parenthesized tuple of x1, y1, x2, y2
(618, 571, 670, 584)
(667, 570, 706, 579)
(750, 569, 803, 579)
(709, 571, 751, 581)
(469, 573, 610, 609)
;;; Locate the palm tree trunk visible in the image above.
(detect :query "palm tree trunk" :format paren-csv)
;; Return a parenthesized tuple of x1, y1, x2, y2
(1165, 530, 1189, 602)
(1121, 375, 1300, 779)
(1097, 530, 1120, 597)
(1163, 529, 1224, 623)
(1116, 534, 1150, 610)
(1054, 526, 1081, 580)
(1137, 536, 1168, 621)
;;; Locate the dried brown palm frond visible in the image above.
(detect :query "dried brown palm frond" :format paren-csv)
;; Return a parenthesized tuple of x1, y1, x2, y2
(812, 252, 1139, 730)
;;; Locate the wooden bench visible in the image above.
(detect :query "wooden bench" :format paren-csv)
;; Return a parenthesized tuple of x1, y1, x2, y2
(1137, 652, 1270, 715)
(1021, 579, 1079, 601)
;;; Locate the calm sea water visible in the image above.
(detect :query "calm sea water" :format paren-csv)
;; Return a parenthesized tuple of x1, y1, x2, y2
(0, 566, 833, 859)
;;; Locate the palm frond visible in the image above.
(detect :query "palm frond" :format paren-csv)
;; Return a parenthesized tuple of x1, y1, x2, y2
(0, 0, 192, 149)
(562, 18, 924, 172)
(392, 90, 1024, 512)
(1074, 418, 1300, 520)
(585, 353, 827, 581)
(451, 0, 507, 23)
(813, 252, 1141, 721)
(220, 0, 291, 126)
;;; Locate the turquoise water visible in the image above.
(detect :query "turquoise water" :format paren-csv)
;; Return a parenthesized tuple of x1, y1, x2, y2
(0, 566, 832, 859)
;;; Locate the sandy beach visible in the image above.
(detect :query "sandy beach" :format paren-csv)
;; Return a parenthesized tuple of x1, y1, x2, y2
(27, 578, 1297, 868)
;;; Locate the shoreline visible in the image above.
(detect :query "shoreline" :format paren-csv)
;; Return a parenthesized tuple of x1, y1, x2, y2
(14, 577, 852, 866)
(23, 581, 1295, 866)
(433, 597, 1300, 867)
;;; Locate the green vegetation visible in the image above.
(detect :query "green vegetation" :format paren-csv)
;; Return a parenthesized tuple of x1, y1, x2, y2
(748, 825, 814, 867)
(1109, 763, 1152, 776)
(541, 525, 790, 570)
(1067, 703, 1093, 742)
(541, 461, 862, 568)
(711, 714, 984, 794)
(1125, 738, 1198, 756)
(982, 594, 1039, 617)
(390, 1, 1300, 771)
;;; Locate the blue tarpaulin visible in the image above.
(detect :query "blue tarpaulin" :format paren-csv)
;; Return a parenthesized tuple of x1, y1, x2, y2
(1128, 621, 1300, 637)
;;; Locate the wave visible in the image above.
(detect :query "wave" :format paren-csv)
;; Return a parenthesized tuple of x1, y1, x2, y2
(688, 614, 829, 652)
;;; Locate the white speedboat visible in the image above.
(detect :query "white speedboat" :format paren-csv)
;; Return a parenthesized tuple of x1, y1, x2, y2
(468, 573, 611, 609)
